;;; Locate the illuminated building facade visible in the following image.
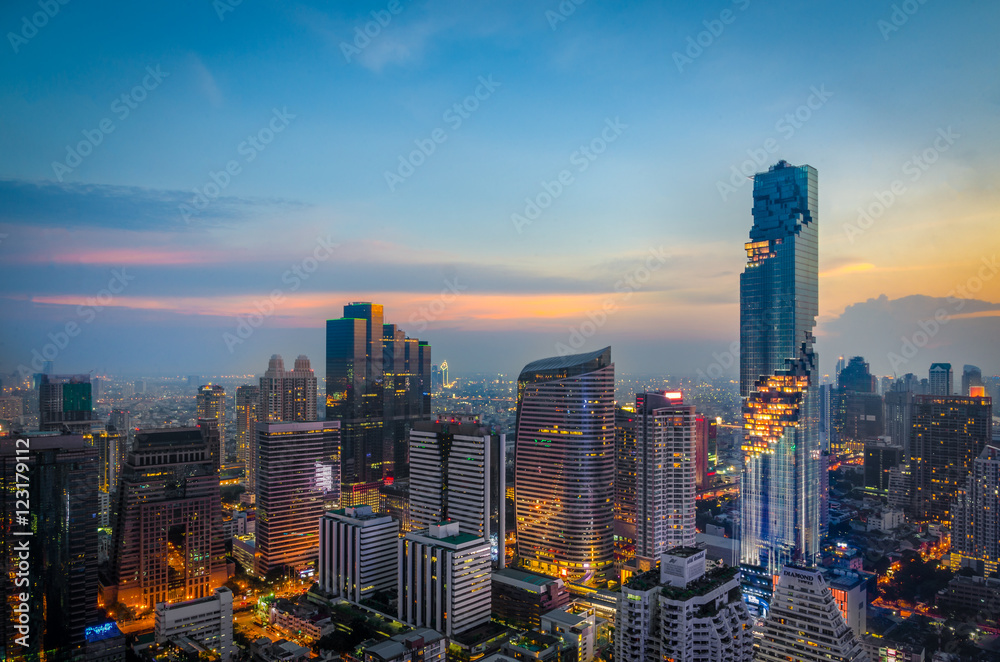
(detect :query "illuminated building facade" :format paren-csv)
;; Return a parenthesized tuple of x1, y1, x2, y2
(255, 421, 341, 577)
(908, 394, 992, 522)
(196, 383, 226, 461)
(514, 347, 615, 582)
(318, 505, 399, 603)
(950, 444, 1000, 575)
(408, 420, 506, 568)
(614, 405, 637, 542)
(107, 426, 227, 610)
(259, 354, 317, 424)
(235, 384, 259, 491)
(635, 391, 697, 561)
(755, 566, 866, 662)
(739, 161, 821, 610)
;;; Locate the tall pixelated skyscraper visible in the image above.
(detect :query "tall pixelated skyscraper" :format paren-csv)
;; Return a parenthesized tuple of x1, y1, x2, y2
(514, 347, 614, 582)
(196, 383, 226, 461)
(739, 161, 821, 610)
(326, 303, 430, 505)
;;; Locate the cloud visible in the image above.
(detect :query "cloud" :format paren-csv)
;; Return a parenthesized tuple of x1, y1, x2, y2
(189, 54, 224, 107)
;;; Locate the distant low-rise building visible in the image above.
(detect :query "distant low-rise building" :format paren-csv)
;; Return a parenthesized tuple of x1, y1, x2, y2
(361, 628, 447, 662)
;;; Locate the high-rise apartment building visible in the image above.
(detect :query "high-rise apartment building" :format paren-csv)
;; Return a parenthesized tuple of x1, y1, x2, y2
(318, 505, 399, 603)
(928, 362, 953, 396)
(863, 438, 904, 496)
(909, 394, 992, 522)
(739, 161, 821, 604)
(514, 347, 615, 582)
(398, 521, 492, 638)
(1, 436, 100, 661)
(694, 414, 717, 490)
(326, 303, 430, 500)
(259, 354, 317, 423)
(255, 421, 341, 577)
(614, 405, 637, 542)
(950, 444, 1000, 576)
(884, 387, 915, 459)
(961, 364, 983, 396)
(615, 548, 753, 662)
(754, 566, 867, 662)
(38, 373, 95, 432)
(197, 383, 226, 461)
(107, 427, 227, 609)
(408, 420, 506, 568)
(635, 391, 696, 561)
(235, 384, 259, 490)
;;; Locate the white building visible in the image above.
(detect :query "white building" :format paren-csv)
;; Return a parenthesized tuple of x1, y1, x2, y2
(635, 392, 697, 561)
(615, 547, 753, 662)
(154, 587, 234, 661)
(541, 603, 597, 662)
(398, 521, 492, 637)
(318, 505, 399, 602)
(409, 420, 506, 568)
(867, 508, 905, 532)
(755, 565, 868, 662)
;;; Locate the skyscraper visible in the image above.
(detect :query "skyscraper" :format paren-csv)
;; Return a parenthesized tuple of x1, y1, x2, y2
(961, 364, 983, 397)
(739, 161, 821, 607)
(235, 384, 259, 491)
(318, 505, 399, 603)
(255, 421, 340, 577)
(107, 426, 227, 610)
(635, 391, 697, 561)
(1, 436, 100, 660)
(514, 347, 614, 582)
(909, 394, 993, 522)
(928, 362, 953, 396)
(326, 303, 430, 504)
(950, 444, 1000, 576)
(38, 373, 95, 432)
(694, 414, 717, 491)
(408, 420, 506, 568)
(614, 405, 637, 543)
(259, 354, 318, 423)
(196, 383, 226, 461)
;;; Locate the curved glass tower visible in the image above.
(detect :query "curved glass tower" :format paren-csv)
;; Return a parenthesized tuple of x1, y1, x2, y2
(739, 161, 820, 610)
(514, 347, 615, 583)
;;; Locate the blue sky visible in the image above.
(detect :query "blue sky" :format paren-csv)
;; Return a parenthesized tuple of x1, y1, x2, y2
(1, 0, 998, 379)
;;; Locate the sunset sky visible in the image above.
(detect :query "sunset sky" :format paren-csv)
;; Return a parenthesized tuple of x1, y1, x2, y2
(1, 0, 998, 379)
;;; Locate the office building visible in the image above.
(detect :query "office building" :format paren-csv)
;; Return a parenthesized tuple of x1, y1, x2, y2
(398, 521, 492, 638)
(409, 420, 505, 568)
(950, 444, 1000, 575)
(754, 566, 866, 662)
(909, 394, 992, 521)
(514, 347, 615, 582)
(196, 383, 226, 461)
(107, 426, 227, 609)
(635, 391, 697, 561)
(614, 405, 637, 542)
(739, 161, 821, 603)
(884, 388, 915, 460)
(154, 587, 234, 661)
(695, 414, 717, 490)
(961, 364, 983, 396)
(928, 363, 953, 395)
(864, 438, 904, 496)
(1, 436, 100, 660)
(615, 547, 753, 662)
(259, 354, 318, 423)
(39, 373, 96, 432)
(318, 505, 399, 603)
(235, 384, 259, 490)
(540, 603, 597, 662)
(491, 568, 570, 630)
(825, 569, 868, 640)
(326, 303, 431, 498)
(255, 421, 340, 577)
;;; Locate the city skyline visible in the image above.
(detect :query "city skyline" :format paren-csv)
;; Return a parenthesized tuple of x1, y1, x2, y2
(2, 1, 999, 379)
